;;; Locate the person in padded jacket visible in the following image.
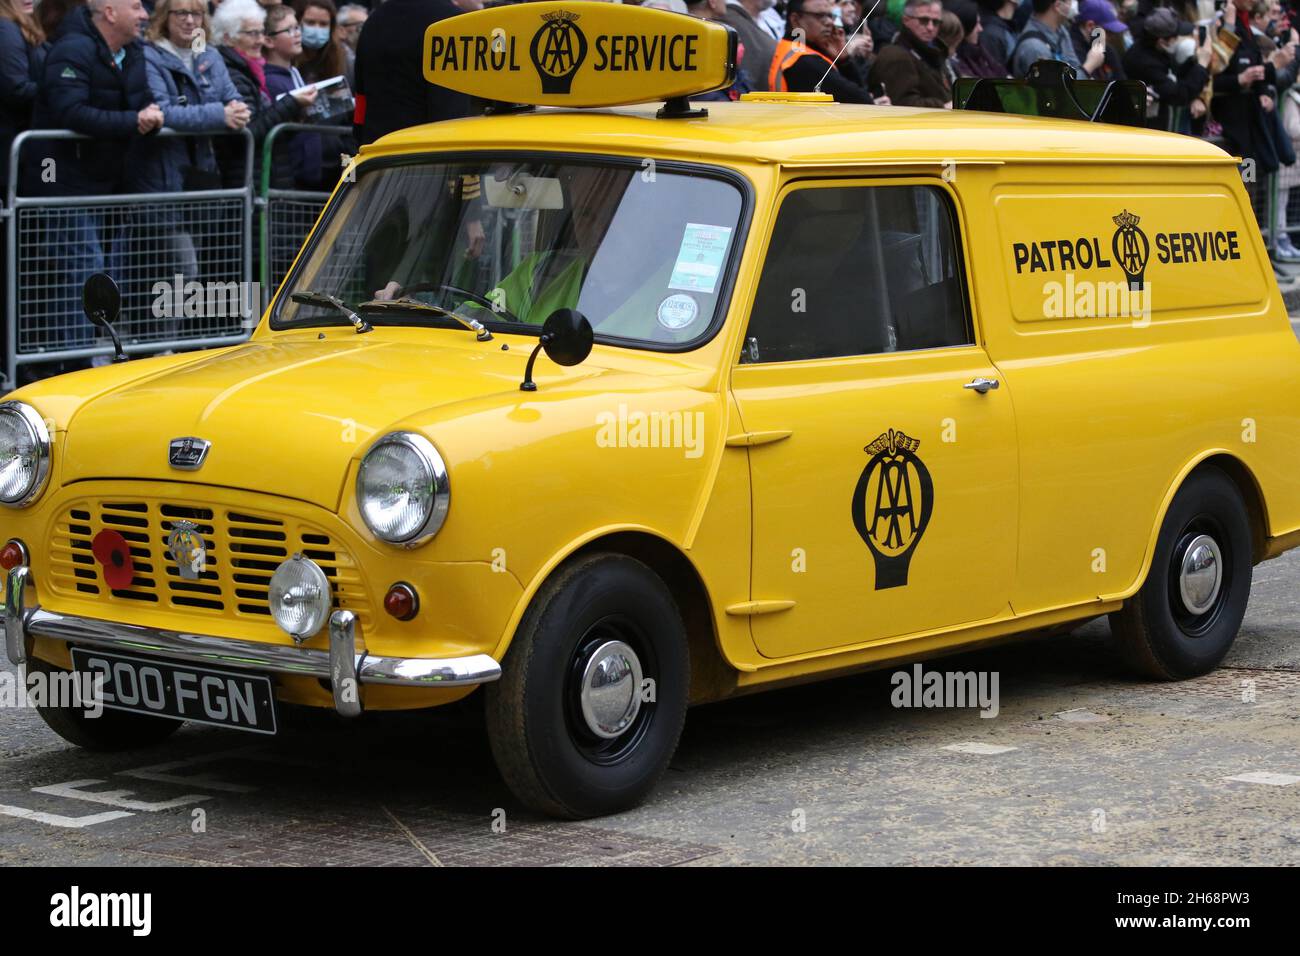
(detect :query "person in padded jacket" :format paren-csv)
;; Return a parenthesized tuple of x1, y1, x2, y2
(211, 0, 316, 190)
(28, 0, 161, 365)
(0, 0, 46, 191)
(141, 0, 248, 193)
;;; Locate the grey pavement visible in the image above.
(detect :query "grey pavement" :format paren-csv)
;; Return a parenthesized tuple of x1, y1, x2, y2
(1, 549, 1297, 866)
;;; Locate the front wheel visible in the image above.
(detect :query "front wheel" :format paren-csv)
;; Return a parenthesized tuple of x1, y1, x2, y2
(486, 553, 690, 819)
(28, 656, 183, 750)
(1109, 467, 1253, 679)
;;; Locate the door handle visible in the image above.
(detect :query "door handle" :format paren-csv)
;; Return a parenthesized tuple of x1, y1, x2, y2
(963, 378, 1000, 394)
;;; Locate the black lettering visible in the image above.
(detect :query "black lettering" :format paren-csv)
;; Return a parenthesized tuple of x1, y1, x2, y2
(1058, 239, 1076, 271)
(595, 35, 609, 70)
(626, 34, 639, 69)
(429, 36, 444, 66)
(1227, 230, 1239, 258)
(685, 33, 698, 70)
(1030, 244, 1046, 272)
(1013, 242, 1029, 273)
(1156, 233, 1170, 263)
(1077, 237, 1093, 268)
(1213, 231, 1227, 259)
(1194, 231, 1209, 261)
(1041, 239, 1057, 271)
(1171, 233, 1184, 264)
(474, 35, 488, 71)
(459, 35, 474, 68)
(669, 34, 684, 71)
(509, 36, 520, 71)
(610, 35, 623, 71)
(1094, 236, 1110, 268)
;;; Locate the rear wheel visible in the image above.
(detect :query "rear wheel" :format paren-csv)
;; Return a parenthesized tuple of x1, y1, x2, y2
(28, 656, 183, 751)
(486, 553, 689, 819)
(1109, 467, 1253, 679)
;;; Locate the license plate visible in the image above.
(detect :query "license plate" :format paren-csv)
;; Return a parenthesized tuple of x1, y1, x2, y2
(70, 648, 278, 735)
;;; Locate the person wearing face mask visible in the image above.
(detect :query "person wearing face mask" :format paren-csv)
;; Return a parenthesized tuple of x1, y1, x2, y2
(1122, 8, 1212, 129)
(1011, 0, 1107, 77)
(293, 0, 349, 86)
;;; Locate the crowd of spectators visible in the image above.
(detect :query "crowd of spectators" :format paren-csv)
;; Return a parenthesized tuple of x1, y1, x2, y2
(1, 0, 1298, 381)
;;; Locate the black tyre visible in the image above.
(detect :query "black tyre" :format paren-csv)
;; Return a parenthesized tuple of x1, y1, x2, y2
(486, 553, 690, 819)
(1109, 467, 1253, 679)
(28, 656, 183, 751)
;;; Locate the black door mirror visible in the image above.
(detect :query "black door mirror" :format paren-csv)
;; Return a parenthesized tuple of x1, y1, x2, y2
(520, 309, 594, 391)
(81, 272, 127, 363)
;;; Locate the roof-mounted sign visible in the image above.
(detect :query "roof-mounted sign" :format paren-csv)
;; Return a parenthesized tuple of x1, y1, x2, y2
(423, 2, 737, 109)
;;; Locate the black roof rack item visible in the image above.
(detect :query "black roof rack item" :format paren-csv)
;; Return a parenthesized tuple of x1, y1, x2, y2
(954, 59, 1147, 128)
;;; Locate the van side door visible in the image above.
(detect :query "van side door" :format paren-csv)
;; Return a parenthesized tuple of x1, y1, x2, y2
(729, 179, 1019, 659)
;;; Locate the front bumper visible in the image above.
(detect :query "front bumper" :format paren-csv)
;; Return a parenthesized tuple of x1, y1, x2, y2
(2, 566, 500, 718)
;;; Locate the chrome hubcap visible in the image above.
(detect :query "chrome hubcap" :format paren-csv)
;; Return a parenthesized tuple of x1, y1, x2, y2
(578, 639, 642, 739)
(1178, 533, 1222, 616)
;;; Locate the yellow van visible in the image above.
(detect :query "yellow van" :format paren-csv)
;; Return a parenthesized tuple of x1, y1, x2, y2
(3, 4, 1298, 818)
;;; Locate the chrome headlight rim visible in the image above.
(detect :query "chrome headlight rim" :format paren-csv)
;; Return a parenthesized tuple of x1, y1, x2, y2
(356, 431, 450, 548)
(0, 401, 51, 508)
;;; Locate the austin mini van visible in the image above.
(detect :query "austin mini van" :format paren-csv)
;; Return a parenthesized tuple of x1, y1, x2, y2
(3, 4, 1298, 818)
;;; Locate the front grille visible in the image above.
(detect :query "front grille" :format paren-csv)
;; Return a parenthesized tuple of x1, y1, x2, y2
(49, 498, 372, 631)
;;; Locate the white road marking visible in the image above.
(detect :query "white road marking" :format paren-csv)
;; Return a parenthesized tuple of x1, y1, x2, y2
(0, 804, 133, 828)
(119, 750, 261, 794)
(943, 742, 1018, 755)
(1223, 771, 1300, 786)
(33, 779, 211, 811)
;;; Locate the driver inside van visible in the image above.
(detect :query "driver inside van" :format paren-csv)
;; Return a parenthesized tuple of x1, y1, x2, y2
(370, 164, 620, 326)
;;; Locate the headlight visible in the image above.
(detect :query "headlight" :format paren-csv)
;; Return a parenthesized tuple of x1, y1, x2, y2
(269, 554, 331, 640)
(0, 401, 51, 507)
(356, 432, 450, 547)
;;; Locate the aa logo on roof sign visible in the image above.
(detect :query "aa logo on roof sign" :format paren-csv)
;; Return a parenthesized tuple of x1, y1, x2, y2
(423, 1, 736, 108)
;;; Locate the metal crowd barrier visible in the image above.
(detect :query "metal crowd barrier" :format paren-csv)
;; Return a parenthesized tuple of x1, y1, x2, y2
(2, 128, 257, 390)
(257, 123, 351, 308)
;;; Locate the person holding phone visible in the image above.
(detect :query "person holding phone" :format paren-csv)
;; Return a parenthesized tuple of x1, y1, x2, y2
(1122, 8, 1212, 131)
(1212, 0, 1286, 185)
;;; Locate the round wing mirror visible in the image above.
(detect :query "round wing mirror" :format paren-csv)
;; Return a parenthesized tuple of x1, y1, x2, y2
(82, 272, 121, 329)
(540, 308, 593, 367)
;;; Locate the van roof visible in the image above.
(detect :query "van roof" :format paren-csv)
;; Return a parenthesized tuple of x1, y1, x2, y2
(367, 101, 1238, 168)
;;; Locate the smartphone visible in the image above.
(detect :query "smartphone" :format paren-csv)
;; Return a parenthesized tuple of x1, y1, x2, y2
(1198, 24, 1208, 43)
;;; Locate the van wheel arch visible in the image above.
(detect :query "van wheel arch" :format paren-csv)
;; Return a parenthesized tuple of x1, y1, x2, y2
(1184, 455, 1268, 565)
(532, 532, 737, 706)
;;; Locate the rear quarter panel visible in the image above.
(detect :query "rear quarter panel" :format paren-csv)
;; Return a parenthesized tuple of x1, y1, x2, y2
(956, 161, 1300, 615)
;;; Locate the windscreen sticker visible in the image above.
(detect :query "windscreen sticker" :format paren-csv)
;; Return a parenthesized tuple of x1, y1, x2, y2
(668, 223, 732, 294)
(656, 293, 699, 330)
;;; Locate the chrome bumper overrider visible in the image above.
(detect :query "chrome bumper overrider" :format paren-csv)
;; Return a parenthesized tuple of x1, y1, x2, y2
(1, 565, 500, 718)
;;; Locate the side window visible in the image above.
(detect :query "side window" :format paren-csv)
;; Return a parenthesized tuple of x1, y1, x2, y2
(742, 184, 972, 363)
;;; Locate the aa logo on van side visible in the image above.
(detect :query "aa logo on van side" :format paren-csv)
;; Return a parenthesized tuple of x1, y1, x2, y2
(1011, 209, 1242, 289)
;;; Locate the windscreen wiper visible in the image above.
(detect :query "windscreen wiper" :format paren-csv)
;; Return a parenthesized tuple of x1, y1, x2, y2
(289, 291, 373, 334)
(358, 299, 493, 341)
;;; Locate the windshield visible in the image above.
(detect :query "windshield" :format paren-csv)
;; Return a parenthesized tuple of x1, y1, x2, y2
(274, 156, 746, 348)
